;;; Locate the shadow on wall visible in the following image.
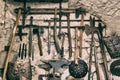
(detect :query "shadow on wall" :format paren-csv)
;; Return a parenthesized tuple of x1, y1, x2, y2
(5, 0, 68, 3)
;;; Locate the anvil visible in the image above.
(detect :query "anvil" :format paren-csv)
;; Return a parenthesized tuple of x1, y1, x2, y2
(38, 59, 70, 73)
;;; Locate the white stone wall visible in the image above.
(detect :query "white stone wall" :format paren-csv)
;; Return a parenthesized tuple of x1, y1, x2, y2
(0, 0, 119, 80)
(69, 0, 120, 35)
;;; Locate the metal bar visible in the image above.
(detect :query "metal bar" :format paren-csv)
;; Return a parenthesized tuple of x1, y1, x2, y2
(18, 25, 106, 30)
(28, 16, 33, 58)
(58, 0, 62, 39)
(18, 25, 86, 29)
(20, 19, 102, 22)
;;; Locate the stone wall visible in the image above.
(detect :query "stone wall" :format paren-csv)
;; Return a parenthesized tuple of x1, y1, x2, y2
(0, 0, 119, 80)
(69, 0, 120, 34)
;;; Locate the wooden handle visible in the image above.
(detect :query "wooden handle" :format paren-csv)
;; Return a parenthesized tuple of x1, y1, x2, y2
(75, 26, 78, 64)
(67, 14, 72, 58)
(3, 9, 21, 80)
(79, 14, 84, 57)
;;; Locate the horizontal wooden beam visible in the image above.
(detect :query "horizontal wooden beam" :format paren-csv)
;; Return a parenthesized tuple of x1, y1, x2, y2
(14, 8, 87, 14)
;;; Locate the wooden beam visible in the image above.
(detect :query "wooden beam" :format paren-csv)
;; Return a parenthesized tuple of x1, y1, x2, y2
(15, 8, 87, 14)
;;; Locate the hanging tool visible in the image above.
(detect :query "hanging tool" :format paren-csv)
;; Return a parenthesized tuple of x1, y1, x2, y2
(16, 0, 28, 41)
(69, 26, 88, 78)
(18, 44, 22, 58)
(88, 31, 94, 80)
(24, 44, 27, 58)
(33, 28, 43, 56)
(85, 19, 110, 80)
(79, 13, 84, 57)
(28, 16, 34, 60)
(97, 23, 111, 80)
(16, 27, 27, 41)
(47, 21, 51, 55)
(21, 43, 25, 59)
(94, 42, 101, 80)
(58, 0, 62, 39)
(3, 0, 7, 28)
(2, 9, 21, 80)
(88, 16, 96, 80)
(60, 33, 66, 58)
(53, 7, 61, 54)
(66, 14, 72, 58)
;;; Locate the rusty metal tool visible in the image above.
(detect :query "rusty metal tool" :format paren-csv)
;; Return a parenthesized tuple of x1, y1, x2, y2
(47, 21, 51, 55)
(53, 7, 61, 54)
(94, 42, 101, 80)
(33, 28, 43, 56)
(66, 14, 72, 58)
(88, 31, 94, 80)
(18, 44, 22, 58)
(60, 33, 66, 58)
(69, 26, 88, 78)
(97, 23, 111, 80)
(28, 16, 33, 58)
(58, 0, 62, 39)
(21, 43, 25, 59)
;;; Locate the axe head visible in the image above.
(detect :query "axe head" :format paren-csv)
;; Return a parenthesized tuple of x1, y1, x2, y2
(85, 24, 99, 36)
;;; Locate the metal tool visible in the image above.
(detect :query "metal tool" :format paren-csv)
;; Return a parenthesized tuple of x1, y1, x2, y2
(97, 23, 111, 80)
(16, 0, 28, 41)
(18, 44, 22, 58)
(48, 21, 51, 55)
(53, 7, 61, 54)
(2, 9, 21, 80)
(33, 28, 43, 56)
(69, 26, 88, 78)
(58, 0, 62, 39)
(110, 59, 120, 76)
(94, 43, 101, 80)
(28, 16, 34, 59)
(88, 16, 96, 80)
(39, 59, 69, 73)
(21, 43, 25, 59)
(16, 27, 27, 41)
(66, 14, 72, 58)
(24, 44, 27, 58)
(88, 29, 101, 80)
(60, 33, 66, 58)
